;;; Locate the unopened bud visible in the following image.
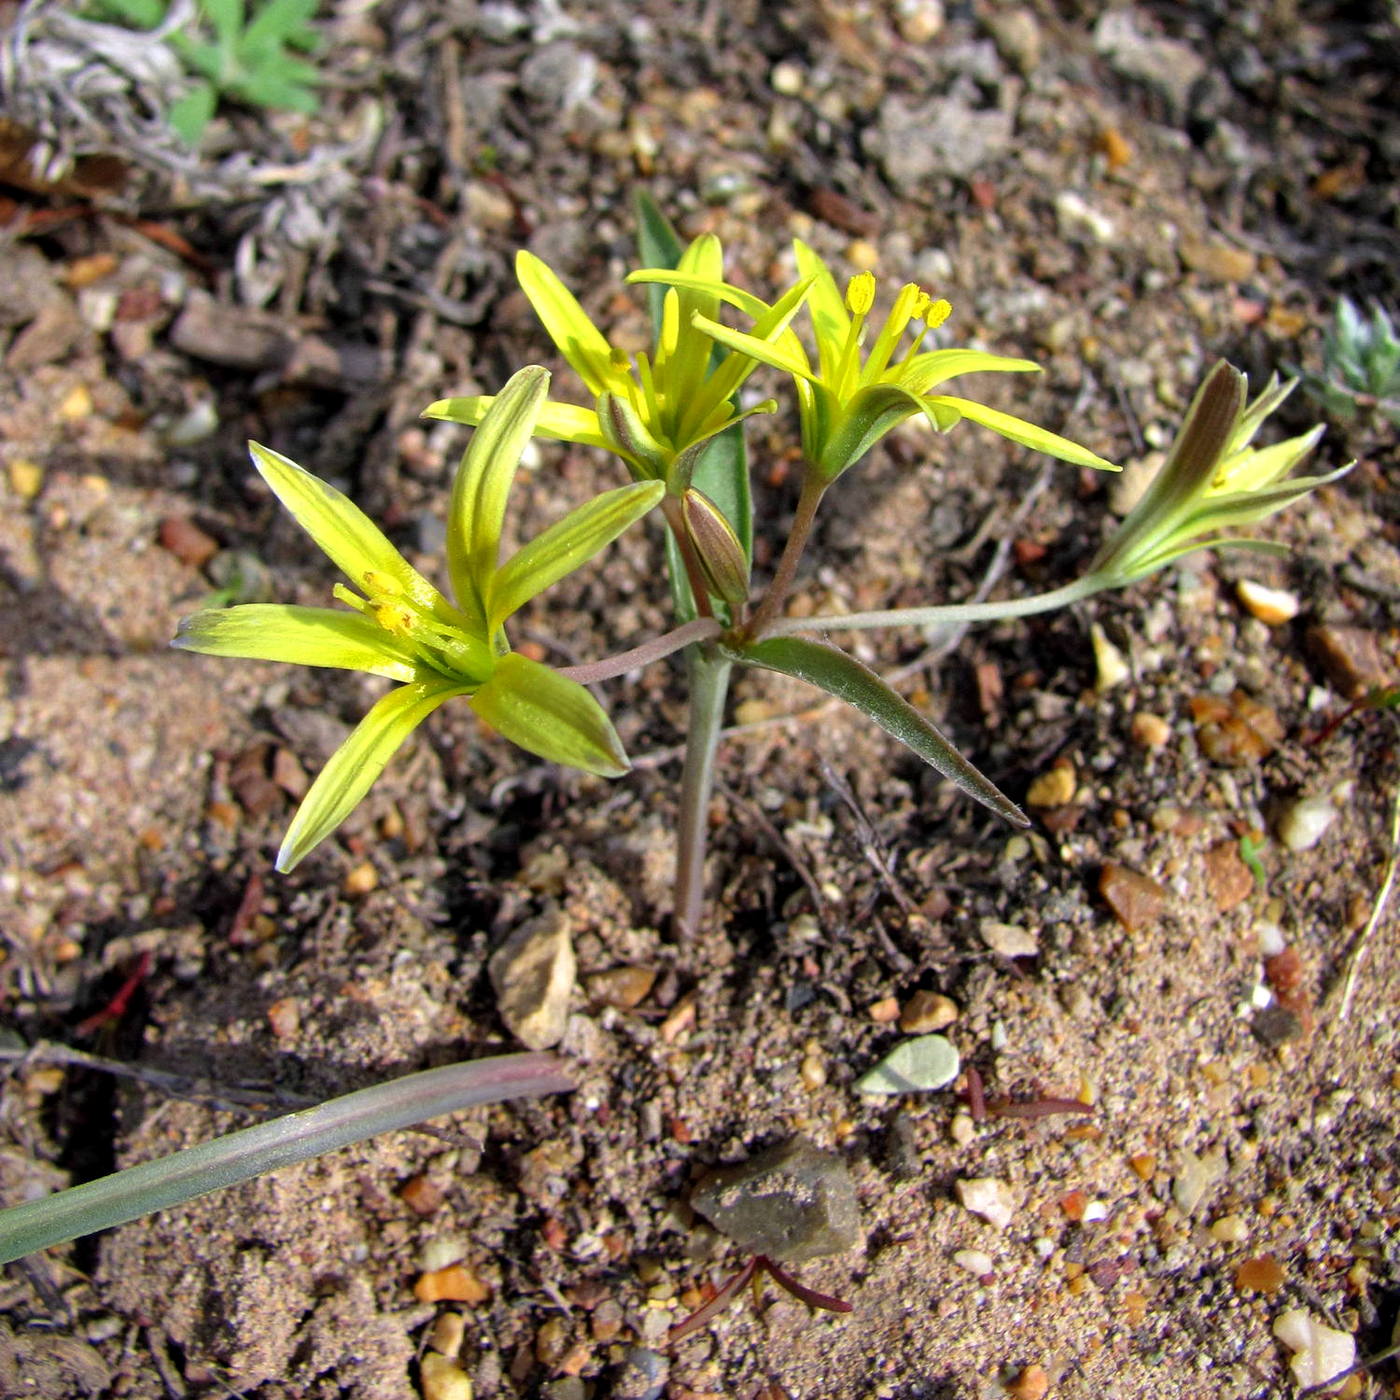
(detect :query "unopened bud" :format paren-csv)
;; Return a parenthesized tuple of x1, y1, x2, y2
(598, 392, 669, 481)
(681, 487, 750, 610)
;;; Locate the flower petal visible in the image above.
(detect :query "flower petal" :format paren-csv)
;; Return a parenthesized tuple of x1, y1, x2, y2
(173, 604, 418, 681)
(792, 239, 851, 382)
(928, 396, 1118, 470)
(470, 653, 628, 778)
(688, 312, 815, 381)
(894, 348, 1042, 395)
(516, 251, 622, 396)
(489, 479, 664, 630)
(248, 443, 448, 614)
(446, 365, 549, 629)
(277, 675, 469, 871)
(424, 396, 608, 449)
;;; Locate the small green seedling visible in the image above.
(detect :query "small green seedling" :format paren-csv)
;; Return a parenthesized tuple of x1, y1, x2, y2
(1290, 295, 1400, 429)
(85, 0, 323, 144)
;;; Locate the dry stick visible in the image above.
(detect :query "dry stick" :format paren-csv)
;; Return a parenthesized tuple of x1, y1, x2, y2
(1335, 780, 1400, 1022)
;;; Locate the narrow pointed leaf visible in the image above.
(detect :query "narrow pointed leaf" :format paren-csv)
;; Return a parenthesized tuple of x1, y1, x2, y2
(633, 188, 686, 329)
(515, 252, 620, 395)
(489, 480, 664, 629)
(278, 676, 468, 870)
(173, 604, 418, 681)
(248, 443, 444, 612)
(469, 653, 628, 778)
(732, 636, 1028, 827)
(927, 396, 1119, 471)
(445, 365, 549, 628)
(626, 269, 776, 324)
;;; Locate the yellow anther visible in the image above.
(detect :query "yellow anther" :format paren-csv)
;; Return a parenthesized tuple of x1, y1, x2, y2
(370, 601, 415, 636)
(924, 297, 953, 330)
(845, 271, 876, 317)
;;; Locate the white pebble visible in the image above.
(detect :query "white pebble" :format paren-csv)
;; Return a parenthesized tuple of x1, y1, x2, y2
(952, 1248, 994, 1278)
(956, 1177, 1016, 1231)
(1236, 579, 1300, 625)
(1272, 1307, 1355, 1389)
(1275, 794, 1337, 852)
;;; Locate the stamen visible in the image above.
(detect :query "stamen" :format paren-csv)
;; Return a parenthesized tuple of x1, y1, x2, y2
(845, 272, 876, 316)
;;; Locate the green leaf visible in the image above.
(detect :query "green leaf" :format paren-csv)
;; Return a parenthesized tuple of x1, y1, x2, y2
(168, 81, 218, 145)
(241, 0, 319, 51)
(633, 188, 685, 332)
(469, 653, 628, 777)
(444, 365, 549, 629)
(489, 480, 664, 629)
(928, 395, 1119, 471)
(248, 442, 450, 618)
(202, 0, 245, 56)
(732, 635, 1028, 827)
(278, 675, 468, 870)
(172, 604, 419, 681)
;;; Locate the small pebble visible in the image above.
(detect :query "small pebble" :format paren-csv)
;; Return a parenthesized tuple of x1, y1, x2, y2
(1130, 712, 1171, 749)
(950, 1112, 976, 1146)
(610, 1346, 669, 1400)
(1180, 237, 1257, 282)
(1027, 762, 1076, 809)
(1306, 625, 1389, 699)
(868, 994, 901, 1023)
(1203, 841, 1254, 912)
(1236, 579, 1300, 625)
(400, 1174, 446, 1216)
(979, 919, 1039, 958)
(770, 60, 804, 95)
(956, 1177, 1016, 1231)
(952, 1248, 994, 1278)
(1005, 1362, 1050, 1400)
(414, 1265, 490, 1305)
(1209, 1214, 1249, 1244)
(158, 516, 220, 568)
(427, 1312, 467, 1357)
(899, 990, 959, 1033)
(8, 458, 44, 500)
(856, 1035, 960, 1095)
(420, 1353, 473, 1400)
(489, 905, 576, 1050)
(894, 0, 944, 43)
(1274, 794, 1337, 852)
(1272, 1307, 1356, 1389)
(344, 861, 378, 895)
(1099, 863, 1166, 932)
(1172, 1149, 1225, 1214)
(1091, 623, 1130, 692)
(1234, 1254, 1285, 1295)
(585, 965, 656, 1010)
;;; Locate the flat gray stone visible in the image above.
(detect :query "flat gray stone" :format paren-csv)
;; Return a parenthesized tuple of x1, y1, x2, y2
(489, 904, 575, 1050)
(690, 1136, 861, 1262)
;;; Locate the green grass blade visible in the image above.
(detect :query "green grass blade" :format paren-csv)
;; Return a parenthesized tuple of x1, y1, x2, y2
(0, 1053, 573, 1265)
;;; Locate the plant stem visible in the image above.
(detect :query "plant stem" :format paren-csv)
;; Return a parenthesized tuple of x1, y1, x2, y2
(764, 575, 1107, 635)
(0, 1053, 572, 1265)
(557, 618, 721, 685)
(673, 644, 732, 937)
(740, 470, 827, 642)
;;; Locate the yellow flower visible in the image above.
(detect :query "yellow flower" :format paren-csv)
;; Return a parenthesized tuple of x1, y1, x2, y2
(174, 367, 659, 869)
(424, 240, 805, 489)
(1089, 363, 1350, 586)
(630, 240, 1117, 482)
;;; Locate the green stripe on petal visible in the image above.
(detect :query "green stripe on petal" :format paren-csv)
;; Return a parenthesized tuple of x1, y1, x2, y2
(792, 240, 850, 382)
(446, 366, 549, 629)
(928, 396, 1119, 471)
(424, 396, 608, 450)
(895, 348, 1042, 395)
(470, 653, 628, 778)
(248, 443, 449, 615)
(516, 251, 623, 396)
(173, 604, 419, 682)
(277, 675, 469, 871)
(489, 480, 664, 630)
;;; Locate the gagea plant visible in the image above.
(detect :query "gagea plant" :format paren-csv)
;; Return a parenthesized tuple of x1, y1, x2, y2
(0, 200, 1349, 1270)
(179, 197, 1349, 937)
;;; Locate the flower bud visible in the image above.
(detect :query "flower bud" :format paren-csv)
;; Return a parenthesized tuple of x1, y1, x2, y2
(681, 487, 750, 610)
(598, 392, 670, 481)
